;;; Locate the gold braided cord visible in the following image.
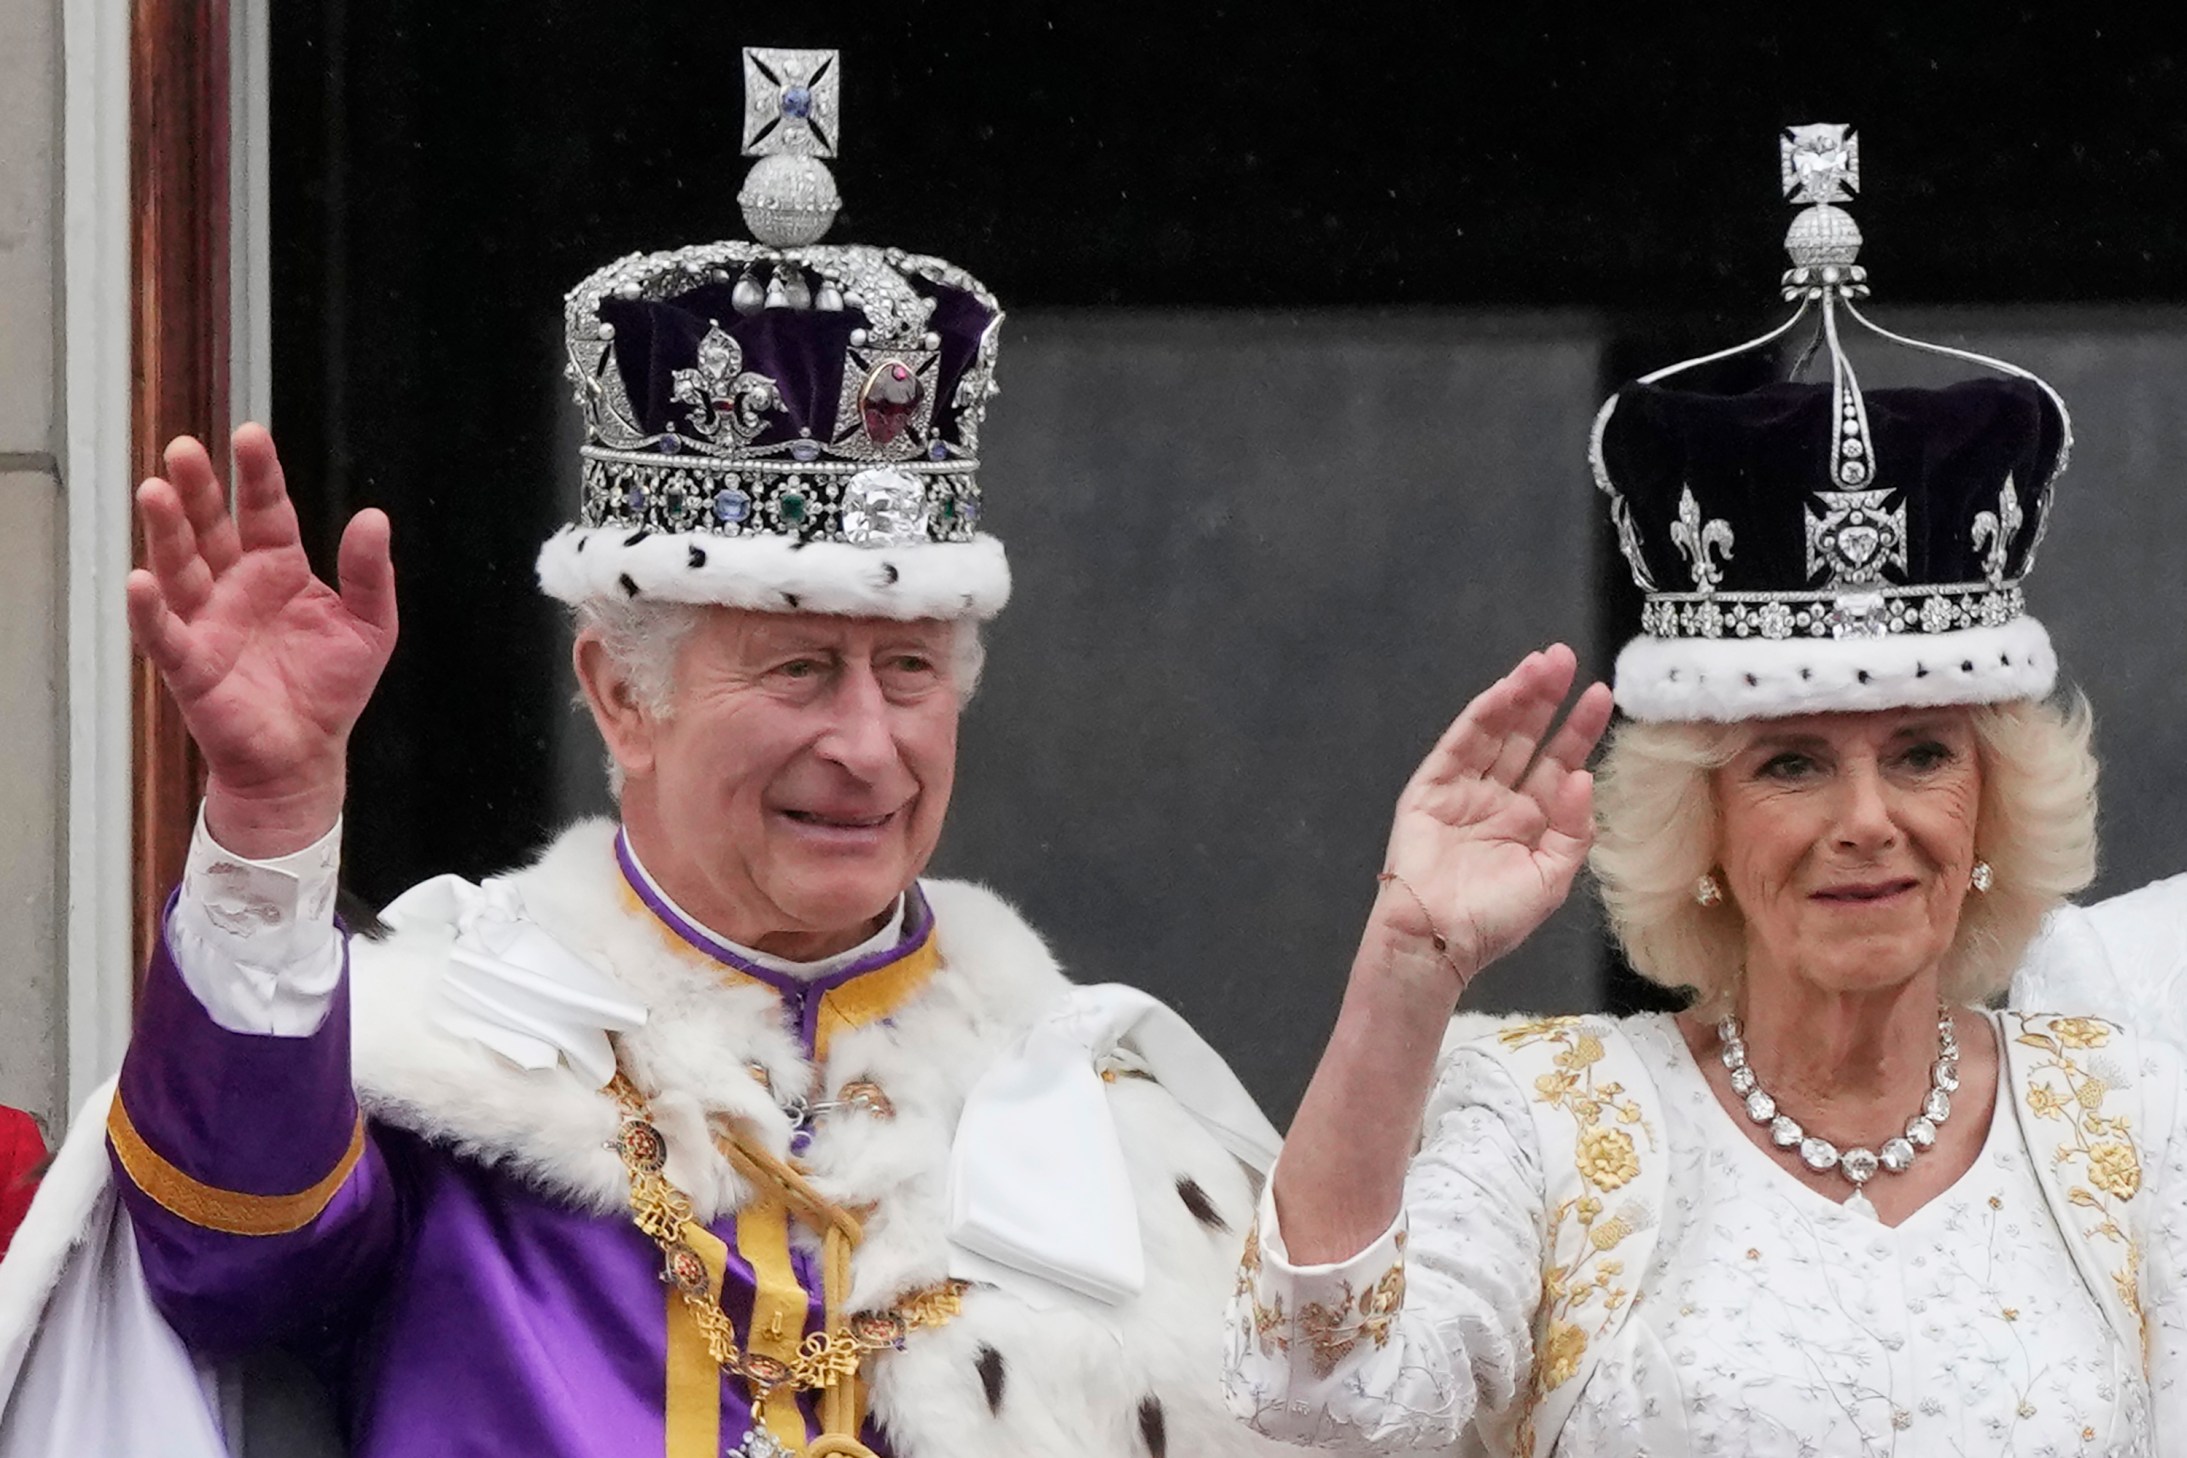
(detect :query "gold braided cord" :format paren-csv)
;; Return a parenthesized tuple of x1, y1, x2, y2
(607, 1073, 966, 1431)
(805, 1439, 884, 1458)
(711, 1114, 866, 1249)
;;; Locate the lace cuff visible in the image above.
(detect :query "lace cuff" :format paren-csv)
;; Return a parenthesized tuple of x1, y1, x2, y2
(168, 805, 345, 1036)
(1223, 1174, 1433, 1450)
(1247, 1181, 1408, 1379)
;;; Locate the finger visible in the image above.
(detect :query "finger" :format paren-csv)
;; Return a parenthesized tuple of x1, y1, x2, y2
(163, 433, 242, 574)
(231, 423, 304, 554)
(1416, 656, 1542, 784)
(159, 436, 231, 560)
(124, 569, 195, 676)
(1423, 645, 1578, 788)
(1524, 680, 1615, 787)
(337, 508, 400, 641)
(136, 479, 217, 617)
(1485, 649, 1580, 784)
(1534, 767, 1597, 868)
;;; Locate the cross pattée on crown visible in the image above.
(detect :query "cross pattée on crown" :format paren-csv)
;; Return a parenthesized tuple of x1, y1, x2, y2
(1781, 123, 1859, 206)
(743, 47, 841, 159)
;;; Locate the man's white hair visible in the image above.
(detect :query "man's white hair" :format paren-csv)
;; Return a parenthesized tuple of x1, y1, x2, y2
(570, 598, 986, 796)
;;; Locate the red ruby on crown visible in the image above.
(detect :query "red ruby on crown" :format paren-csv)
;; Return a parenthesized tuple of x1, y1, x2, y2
(861, 361, 922, 444)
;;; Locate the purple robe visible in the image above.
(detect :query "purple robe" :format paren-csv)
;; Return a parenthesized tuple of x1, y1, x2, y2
(107, 870, 940, 1457)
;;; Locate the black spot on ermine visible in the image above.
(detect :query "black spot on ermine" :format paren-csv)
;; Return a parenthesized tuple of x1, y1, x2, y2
(975, 1344, 1005, 1414)
(617, 573, 639, 597)
(1176, 1176, 1228, 1233)
(687, 545, 707, 568)
(1138, 1396, 1167, 1457)
(336, 887, 390, 941)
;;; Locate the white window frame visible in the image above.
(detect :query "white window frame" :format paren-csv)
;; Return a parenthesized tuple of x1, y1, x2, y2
(61, 0, 272, 1107)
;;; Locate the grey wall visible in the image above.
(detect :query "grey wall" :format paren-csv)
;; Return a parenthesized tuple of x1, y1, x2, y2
(1954, 315, 2187, 901)
(0, 0, 65, 1137)
(928, 312, 1608, 1122)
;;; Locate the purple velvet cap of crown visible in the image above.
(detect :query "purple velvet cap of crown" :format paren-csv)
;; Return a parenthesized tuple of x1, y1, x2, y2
(1600, 376, 2067, 599)
(596, 269, 996, 458)
(1599, 375, 2072, 721)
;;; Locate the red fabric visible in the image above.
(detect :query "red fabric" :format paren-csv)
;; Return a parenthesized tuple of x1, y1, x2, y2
(0, 1105, 48, 1260)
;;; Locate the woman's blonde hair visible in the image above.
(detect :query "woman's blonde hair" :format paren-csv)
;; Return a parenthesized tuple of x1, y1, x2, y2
(1589, 696, 2098, 1014)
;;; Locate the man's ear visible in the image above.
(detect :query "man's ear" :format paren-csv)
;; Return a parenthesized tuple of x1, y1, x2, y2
(573, 630, 659, 783)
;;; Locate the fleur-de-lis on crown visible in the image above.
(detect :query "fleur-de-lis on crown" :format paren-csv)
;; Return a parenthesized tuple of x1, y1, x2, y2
(1970, 474, 2024, 589)
(1670, 486, 1734, 593)
(669, 323, 783, 447)
(1607, 491, 1656, 592)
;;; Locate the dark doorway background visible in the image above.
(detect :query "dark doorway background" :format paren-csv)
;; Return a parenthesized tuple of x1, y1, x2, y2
(270, 8, 2187, 1116)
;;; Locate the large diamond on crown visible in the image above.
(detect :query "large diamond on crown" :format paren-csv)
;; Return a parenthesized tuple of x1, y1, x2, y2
(1824, 592, 1889, 640)
(1781, 123, 1858, 205)
(840, 468, 931, 546)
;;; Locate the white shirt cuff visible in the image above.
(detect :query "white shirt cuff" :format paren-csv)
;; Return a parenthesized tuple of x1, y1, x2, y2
(167, 806, 346, 1037)
(1256, 1174, 1409, 1284)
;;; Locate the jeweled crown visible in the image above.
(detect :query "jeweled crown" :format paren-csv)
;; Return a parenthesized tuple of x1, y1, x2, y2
(559, 48, 1004, 554)
(1593, 126, 2075, 722)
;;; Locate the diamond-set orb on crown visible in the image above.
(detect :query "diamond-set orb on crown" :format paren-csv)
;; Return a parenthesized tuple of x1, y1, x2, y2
(738, 48, 843, 247)
(1782, 124, 1864, 269)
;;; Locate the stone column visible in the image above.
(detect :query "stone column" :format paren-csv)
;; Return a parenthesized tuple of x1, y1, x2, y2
(0, 0, 67, 1135)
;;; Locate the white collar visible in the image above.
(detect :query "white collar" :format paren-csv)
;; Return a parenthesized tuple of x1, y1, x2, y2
(618, 832, 907, 982)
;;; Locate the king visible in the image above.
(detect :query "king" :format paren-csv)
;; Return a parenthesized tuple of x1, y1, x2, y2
(0, 47, 1288, 1458)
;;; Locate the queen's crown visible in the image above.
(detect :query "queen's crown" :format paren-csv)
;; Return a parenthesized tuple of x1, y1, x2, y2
(1591, 124, 2073, 648)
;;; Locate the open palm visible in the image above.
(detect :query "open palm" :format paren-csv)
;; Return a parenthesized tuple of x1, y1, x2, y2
(125, 426, 397, 819)
(1379, 646, 1614, 978)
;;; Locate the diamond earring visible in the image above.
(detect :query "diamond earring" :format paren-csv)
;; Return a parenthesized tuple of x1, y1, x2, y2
(1694, 874, 1724, 907)
(1971, 860, 1994, 894)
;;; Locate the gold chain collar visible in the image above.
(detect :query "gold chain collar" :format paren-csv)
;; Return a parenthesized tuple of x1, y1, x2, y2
(606, 1071, 965, 1453)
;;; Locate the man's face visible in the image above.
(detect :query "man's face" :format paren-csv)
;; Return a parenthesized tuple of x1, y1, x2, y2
(616, 609, 961, 958)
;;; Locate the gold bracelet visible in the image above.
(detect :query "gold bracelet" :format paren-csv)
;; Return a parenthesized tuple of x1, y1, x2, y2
(1375, 870, 1472, 988)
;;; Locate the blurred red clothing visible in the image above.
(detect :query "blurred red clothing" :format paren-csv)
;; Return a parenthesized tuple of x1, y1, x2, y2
(0, 1105, 46, 1259)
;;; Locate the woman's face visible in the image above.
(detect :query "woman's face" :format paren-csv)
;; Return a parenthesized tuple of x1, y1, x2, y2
(1712, 707, 1983, 999)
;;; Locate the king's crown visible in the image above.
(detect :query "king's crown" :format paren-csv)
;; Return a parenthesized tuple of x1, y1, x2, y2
(560, 48, 1004, 552)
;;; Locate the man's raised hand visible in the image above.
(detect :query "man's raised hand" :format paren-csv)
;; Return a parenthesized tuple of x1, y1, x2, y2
(124, 425, 397, 858)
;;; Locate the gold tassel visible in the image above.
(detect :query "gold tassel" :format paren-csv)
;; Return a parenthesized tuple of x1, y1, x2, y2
(713, 1116, 873, 1447)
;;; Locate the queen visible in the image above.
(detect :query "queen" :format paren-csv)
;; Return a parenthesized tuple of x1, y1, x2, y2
(1224, 126, 2184, 1455)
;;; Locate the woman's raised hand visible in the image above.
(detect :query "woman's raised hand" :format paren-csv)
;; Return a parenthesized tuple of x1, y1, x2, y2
(1372, 644, 1614, 987)
(1274, 646, 1616, 1261)
(124, 425, 398, 857)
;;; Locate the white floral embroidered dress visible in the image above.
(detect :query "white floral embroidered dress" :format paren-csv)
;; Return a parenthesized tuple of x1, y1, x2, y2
(1225, 1012, 2187, 1456)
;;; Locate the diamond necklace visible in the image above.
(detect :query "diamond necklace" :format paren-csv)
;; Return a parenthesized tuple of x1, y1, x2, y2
(1716, 1006, 1960, 1220)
